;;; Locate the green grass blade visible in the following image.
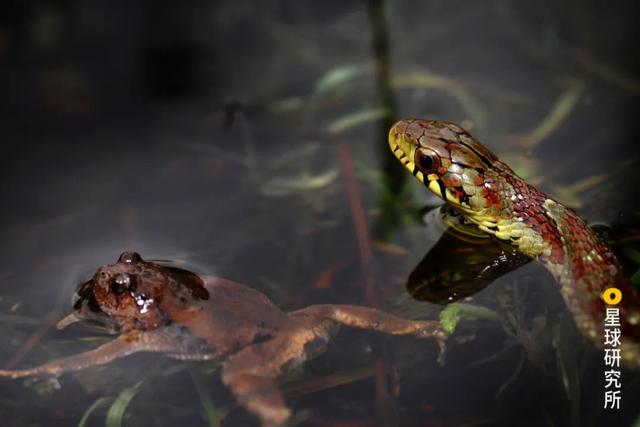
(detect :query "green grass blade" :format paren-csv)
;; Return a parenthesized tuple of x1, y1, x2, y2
(78, 397, 114, 427)
(105, 381, 142, 427)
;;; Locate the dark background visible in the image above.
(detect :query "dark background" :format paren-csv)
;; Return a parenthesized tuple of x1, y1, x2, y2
(1, 1, 639, 426)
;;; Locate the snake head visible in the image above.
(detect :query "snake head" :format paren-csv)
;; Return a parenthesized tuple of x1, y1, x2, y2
(59, 252, 209, 333)
(388, 119, 511, 217)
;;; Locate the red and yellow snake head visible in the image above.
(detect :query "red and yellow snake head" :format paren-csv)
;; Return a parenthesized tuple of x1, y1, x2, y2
(388, 119, 516, 221)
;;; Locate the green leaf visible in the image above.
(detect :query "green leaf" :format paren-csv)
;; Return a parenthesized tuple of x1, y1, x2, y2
(313, 64, 368, 95)
(78, 397, 114, 427)
(631, 267, 640, 287)
(621, 244, 640, 264)
(553, 314, 582, 427)
(439, 303, 502, 333)
(439, 304, 462, 334)
(106, 381, 142, 427)
(287, 409, 312, 427)
(327, 108, 388, 135)
(190, 368, 220, 427)
(261, 169, 338, 196)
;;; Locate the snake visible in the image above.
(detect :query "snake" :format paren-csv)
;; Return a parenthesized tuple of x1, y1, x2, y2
(388, 118, 640, 366)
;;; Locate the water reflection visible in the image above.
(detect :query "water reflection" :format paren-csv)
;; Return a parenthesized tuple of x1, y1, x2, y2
(407, 207, 532, 305)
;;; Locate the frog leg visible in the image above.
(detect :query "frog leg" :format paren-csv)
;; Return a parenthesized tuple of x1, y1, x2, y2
(0, 330, 211, 379)
(222, 326, 334, 427)
(289, 305, 447, 340)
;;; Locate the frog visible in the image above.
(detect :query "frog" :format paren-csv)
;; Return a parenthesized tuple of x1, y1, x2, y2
(0, 252, 446, 427)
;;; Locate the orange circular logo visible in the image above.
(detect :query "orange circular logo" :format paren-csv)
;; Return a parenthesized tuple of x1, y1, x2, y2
(602, 288, 622, 305)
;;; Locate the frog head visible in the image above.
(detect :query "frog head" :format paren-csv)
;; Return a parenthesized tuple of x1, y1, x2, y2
(58, 252, 209, 333)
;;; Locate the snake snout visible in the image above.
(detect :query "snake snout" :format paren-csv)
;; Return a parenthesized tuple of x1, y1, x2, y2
(388, 119, 419, 162)
(389, 119, 422, 145)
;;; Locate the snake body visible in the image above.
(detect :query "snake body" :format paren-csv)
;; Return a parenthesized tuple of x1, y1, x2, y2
(388, 118, 640, 366)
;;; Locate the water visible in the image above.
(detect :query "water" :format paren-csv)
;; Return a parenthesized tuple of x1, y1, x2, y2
(1, 1, 639, 426)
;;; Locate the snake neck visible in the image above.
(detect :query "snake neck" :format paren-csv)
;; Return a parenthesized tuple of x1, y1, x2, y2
(464, 172, 640, 363)
(541, 199, 640, 366)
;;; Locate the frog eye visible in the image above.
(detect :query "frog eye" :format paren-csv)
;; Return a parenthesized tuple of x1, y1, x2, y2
(118, 252, 142, 264)
(111, 273, 131, 295)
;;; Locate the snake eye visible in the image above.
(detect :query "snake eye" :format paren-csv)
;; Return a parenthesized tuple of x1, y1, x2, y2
(419, 154, 433, 170)
(111, 273, 131, 295)
(415, 148, 439, 173)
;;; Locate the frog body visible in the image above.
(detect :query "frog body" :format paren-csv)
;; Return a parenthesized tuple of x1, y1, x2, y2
(0, 252, 445, 426)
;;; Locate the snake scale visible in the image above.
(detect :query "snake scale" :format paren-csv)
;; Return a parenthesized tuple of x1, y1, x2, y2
(388, 118, 640, 366)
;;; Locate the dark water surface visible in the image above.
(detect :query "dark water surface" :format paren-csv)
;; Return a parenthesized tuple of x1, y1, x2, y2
(1, 1, 639, 426)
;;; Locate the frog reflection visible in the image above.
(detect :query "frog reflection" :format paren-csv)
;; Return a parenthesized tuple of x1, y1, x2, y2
(0, 252, 446, 427)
